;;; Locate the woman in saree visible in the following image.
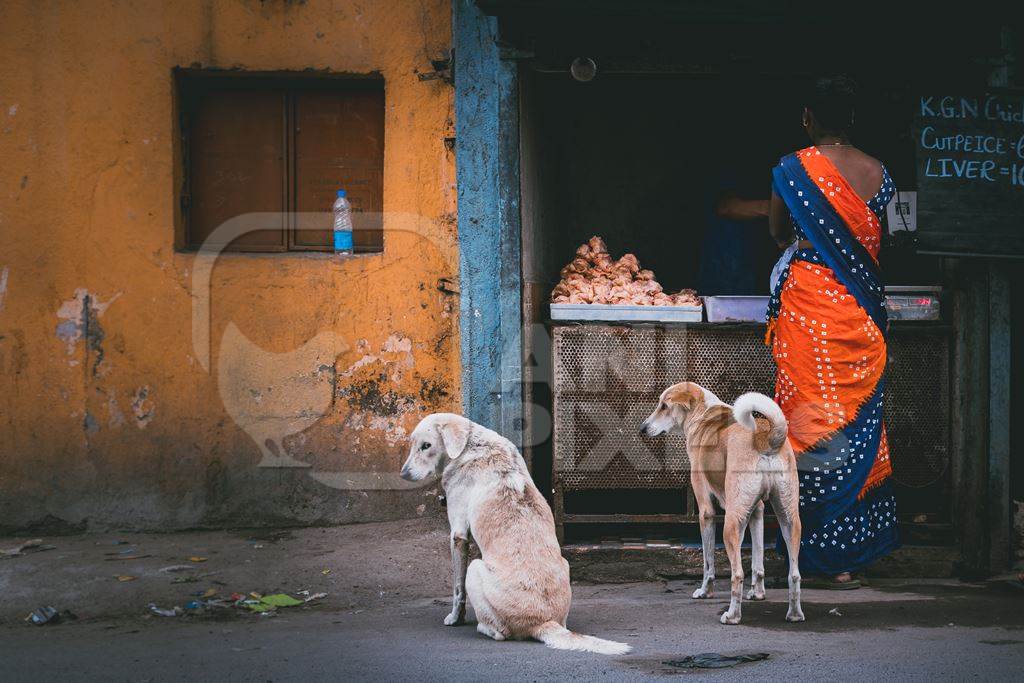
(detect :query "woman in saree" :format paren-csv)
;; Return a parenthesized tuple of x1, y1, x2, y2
(767, 77, 899, 589)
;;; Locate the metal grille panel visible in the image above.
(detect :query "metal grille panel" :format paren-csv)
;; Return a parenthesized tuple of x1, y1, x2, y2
(553, 324, 949, 493)
(553, 325, 776, 489)
(553, 326, 688, 488)
(886, 330, 950, 488)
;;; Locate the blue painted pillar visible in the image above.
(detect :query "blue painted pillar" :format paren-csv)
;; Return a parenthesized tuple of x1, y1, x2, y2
(453, 0, 523, 442)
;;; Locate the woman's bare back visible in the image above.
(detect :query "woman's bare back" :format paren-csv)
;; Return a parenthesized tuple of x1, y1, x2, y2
(816, 146, 884, 201)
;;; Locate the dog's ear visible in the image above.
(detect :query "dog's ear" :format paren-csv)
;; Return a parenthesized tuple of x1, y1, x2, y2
(664, 383, 698, 410)
(437, 417, 471, 458)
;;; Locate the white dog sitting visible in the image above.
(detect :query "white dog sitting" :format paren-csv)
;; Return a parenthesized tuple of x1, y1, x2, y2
(400, 413, 631, 655)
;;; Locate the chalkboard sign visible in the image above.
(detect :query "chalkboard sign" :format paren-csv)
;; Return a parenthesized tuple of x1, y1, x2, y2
(913, 92, 1024, 256)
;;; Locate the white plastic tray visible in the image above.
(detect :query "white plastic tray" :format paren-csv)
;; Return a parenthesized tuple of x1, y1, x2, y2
(703, 296, 770, 322)
(550, 303, 703, 323)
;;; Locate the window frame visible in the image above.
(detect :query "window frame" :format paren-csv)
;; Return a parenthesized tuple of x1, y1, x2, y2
(174, 68, 385, 254)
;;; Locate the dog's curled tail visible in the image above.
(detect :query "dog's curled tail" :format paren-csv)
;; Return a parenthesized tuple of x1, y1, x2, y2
(733, 392, 788, 453)
(531, 621, 631, 656)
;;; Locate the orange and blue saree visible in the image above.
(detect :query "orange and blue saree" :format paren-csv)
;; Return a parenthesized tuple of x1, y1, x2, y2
(767, 146, 900, 575)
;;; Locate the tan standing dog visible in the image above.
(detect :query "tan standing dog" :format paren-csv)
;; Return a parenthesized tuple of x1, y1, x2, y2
(640, 383, 804, 625)
(400, 413, 631, 655)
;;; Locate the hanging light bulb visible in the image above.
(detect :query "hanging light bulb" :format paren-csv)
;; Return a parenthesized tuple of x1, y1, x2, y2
(570, 57, 597, 82)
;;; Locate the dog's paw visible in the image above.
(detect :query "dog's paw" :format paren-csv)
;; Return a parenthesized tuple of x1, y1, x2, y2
(785, 610, 805, 623)
(746, 588, 766, 601)
(720, 611, 742, 625)
(443, 613, 465, 626)
(692, 587, 713, 599)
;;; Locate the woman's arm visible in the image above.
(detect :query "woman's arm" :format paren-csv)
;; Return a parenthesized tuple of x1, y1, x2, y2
(768, 190, 794, 247)
(715, 195, 770, 221)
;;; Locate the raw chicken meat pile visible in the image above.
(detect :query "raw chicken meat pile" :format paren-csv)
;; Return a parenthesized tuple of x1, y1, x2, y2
(550, 236, 701, 306)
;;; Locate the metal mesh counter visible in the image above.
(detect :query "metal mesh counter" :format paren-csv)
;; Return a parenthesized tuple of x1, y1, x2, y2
(551, 322, 950, 536)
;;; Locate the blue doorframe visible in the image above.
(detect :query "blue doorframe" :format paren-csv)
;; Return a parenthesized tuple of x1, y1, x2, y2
(453, 0, 523, 443)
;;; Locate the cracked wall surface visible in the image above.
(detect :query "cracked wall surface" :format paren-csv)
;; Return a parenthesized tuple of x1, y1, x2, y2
(0, 0, 459, 531)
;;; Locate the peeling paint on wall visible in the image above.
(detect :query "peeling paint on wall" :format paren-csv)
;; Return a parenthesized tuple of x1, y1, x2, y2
(333, 334, 452, 448)
(107, 391, 126, 428)
(338, 335, 415, 406)
(130, 386, 154, 429)
(381, 333, 413, 355)
(0, 266, 8, 312)
(54, 289, 122, 374)
(341, 334, 415, 382)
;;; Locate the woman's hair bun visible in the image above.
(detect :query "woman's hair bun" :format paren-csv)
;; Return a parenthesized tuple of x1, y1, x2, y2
(807, 75, 858, 133)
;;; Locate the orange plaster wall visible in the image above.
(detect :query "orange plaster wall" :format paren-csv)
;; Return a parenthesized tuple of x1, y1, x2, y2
(0, 0, 459, 530)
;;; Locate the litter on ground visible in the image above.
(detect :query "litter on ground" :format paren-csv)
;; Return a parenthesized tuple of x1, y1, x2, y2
(25, 607, 77, 625)
(247, 593, 304, 612)
(148, 603, 182, 617)
(143, 590, 320, 617)
(4, 539, 41, 557)
(26, 606, 59, 625)
(297, 590, 328, 602)
(3, 539, 56, 558)
(663, 653, 771, 669)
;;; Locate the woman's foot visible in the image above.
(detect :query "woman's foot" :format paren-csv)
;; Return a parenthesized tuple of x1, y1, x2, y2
(834, 572, 854, 583)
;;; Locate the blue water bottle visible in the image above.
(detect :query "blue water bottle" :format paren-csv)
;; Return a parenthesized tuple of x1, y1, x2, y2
(333, 189, 353, 254)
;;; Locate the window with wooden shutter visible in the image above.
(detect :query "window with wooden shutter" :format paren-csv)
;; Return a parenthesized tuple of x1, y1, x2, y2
(176, 70, 384, 253)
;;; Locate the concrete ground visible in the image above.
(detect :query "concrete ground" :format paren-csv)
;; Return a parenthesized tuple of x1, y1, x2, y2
(2, 517, 1023, 681)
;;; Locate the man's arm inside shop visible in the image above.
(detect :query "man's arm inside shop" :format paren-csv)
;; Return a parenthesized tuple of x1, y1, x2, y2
(768, 190, 793, 248)
(714, 192, 770, 221)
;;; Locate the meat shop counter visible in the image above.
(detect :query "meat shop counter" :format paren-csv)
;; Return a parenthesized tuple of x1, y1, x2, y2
(547, 319, 950, 538)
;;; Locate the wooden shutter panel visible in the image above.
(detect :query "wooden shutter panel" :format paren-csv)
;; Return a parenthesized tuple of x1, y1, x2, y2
(187, 90, 287, 250)
(292, 88, 384, 252)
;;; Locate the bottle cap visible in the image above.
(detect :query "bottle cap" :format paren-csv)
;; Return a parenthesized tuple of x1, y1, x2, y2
(336, 189, 347, 198)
